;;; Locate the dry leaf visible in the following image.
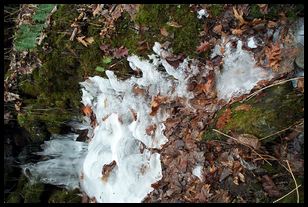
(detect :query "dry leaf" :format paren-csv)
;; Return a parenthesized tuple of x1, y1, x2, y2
(231, 28, 243, 36)
(265, 42, 281, 71)
(216, 108, 232, 129)
(85, 37, 94, 44)
(101, 160, 117, 182)
(132, 86, 145, 96)
(233, 6, 247, 26)
(167, 21, 182, 28)
(196, 41, 210, 53)
(77, 36, 89, 47)
(238, 172, 245, 183)
(93, 4, 102, 17)
(146, 124, 157, 136)
(213, 24, 222, 35)
(149, 96, 168, 116)
(160, 27, 169, 37)
(113, 46, 128, 58)
(82, 105, 93, 117)
(237, 134, 260, 150)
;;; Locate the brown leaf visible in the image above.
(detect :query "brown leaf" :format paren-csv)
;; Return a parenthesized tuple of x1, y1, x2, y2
(196, 41, 210, 53)
(233, 6, 247, 26)
(77, 36, 89, 47)
(210, 189, 231, 203)
(146, 124, 157, 136)
(93, 4, 102, 16)
(113, 46, 128, 58)
(160, 27, 169, 37)
(237, 134, 260, 150)
(216, 108, 232, 129)
(149, 96, 168, 116)
(167, 21, 182, 28)
(101, 160, 117, 182)
(262, 175, 282, 197)
(213, 24, 222, 35)
(99, 44, 111, 53)
(132, 86, 145, 96)
(235, 104, 252, 112)
(82, 105, 93, 117)
(265, 42, 281, 71)
(231, 28, 243, 36)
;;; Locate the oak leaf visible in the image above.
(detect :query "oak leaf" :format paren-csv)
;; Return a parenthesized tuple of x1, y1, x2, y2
(265, 43, 281, 72)
(196, 41, 210, 53)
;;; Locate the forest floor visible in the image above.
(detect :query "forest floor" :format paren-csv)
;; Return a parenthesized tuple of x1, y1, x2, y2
(4, 4, 304, 203)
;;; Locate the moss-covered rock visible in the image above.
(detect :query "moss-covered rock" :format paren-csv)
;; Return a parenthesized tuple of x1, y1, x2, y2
(204, 83, 304, 141)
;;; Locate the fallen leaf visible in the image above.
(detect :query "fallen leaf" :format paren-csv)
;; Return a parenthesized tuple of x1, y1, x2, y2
(213, 24, 222, 35)
(85, 37, 94, 45)
(146, 124, 157, 136)
(238, 172, 245, 183)
(93, 4, 102, 17)
(262, 175, 282, 197)
(231, 28, 243, 36)
(149, 95, 168, 116)
(132, 85, 145, 96)
(167, 21, 182, 28)
(113, 46, 128, 58)
(210, 189, 231, 203)
(101, 160, 117, 182)
(99, 44, 111, 53)
(237, 134, 260, 150)
(82, 105, 93, 117)
(216, 108, 232, 129)
(235, 104, 252, 111)
(77, 36, 89, 47)
(233, 6, 247, 26)
(160, 27, 169, 37)
(265, 42, 281, 72)
(196, 41, 210, 53)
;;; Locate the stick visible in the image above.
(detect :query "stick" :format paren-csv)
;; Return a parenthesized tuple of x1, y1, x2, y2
(285, 160, 300, 203)
(212, 129, 272, 166)
(273, 184, 301, 203)
(241, 77, 304, 103)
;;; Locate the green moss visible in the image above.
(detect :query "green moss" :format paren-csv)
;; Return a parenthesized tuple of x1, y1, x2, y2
(208, 4, 224, 17)
(133, 4, 201, 57)
(48, 189, 81, 203)
(19, 80, 40, 97)
(249, 4, 264, 19)
(7, 192, 22, 203)
(22, 182, 45, 203)
(205, 84, 304, 141)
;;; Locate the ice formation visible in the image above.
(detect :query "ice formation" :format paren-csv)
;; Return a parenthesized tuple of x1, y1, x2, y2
(21, 38, 277, 202)
(192, 165, 203, 181)
(212, 37, 275, 101)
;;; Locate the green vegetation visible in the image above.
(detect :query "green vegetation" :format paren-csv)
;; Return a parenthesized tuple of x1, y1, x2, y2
(204, 83, 304, 141)
(14, 4, 55, 51)
(208, 4, 224, 17)
(48, 189, 81, 203)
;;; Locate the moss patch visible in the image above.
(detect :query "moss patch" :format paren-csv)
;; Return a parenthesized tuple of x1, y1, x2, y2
(48, 189, 81, 203)
(204, 83, 304, 141)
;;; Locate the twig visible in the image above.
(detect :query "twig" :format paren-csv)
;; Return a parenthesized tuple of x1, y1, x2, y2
(241, 77, 304, 103)
(260, 120, 304, 141)
(260, 126, 293, 141)
(70, 28, 78, 41)
(212, 129, 272, 166)
(273, 184, 301, 203)
(285, 160, 299, 203)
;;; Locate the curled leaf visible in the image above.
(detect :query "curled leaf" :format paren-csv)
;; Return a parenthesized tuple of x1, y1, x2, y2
(196, 41, 210, 53)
